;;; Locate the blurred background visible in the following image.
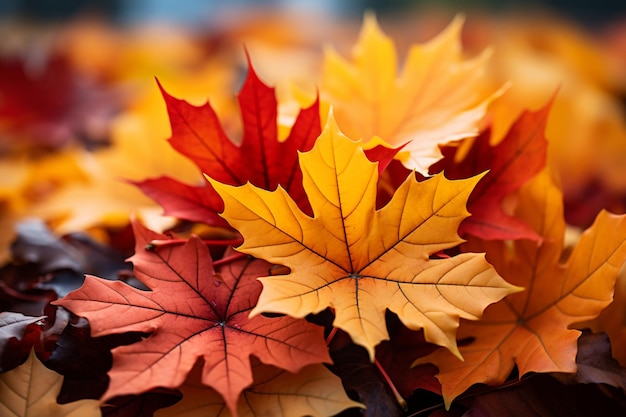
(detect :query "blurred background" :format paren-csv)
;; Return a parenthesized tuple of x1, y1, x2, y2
(0, 0, 624, 27)
(0, 0, 624, 264)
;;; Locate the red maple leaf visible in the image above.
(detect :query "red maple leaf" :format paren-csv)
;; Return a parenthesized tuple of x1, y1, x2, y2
(429, 98, 553, 240)
(54, 221, 330, 415)
(135, 58, 321, 225)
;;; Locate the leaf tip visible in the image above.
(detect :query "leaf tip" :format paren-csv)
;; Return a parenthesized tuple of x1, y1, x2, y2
(362, 9, 379, 29)
(154, 77, 172, 101)
(242, 46, 256, 77)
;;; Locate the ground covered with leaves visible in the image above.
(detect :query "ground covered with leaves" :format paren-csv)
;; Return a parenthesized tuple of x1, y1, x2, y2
(1, 6, 626, 417)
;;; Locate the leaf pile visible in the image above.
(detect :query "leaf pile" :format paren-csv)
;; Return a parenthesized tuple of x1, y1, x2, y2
(1, 10, 626, 417)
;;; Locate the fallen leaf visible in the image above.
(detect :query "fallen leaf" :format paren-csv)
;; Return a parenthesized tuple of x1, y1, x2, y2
(465, 374, 626, 417)
(321, 13, 495, 174)
(209, 114, 519, 360)
(417, 168, 626, 406)
(329, 333, 404, 417)
(375, 318, 441, 398)
(581, 257, 626, 367)
(0, 313, 43, 367)
(429, 99, 552, 241)
(10, 219, 84, 275)
(134, 176, 224, 227)
(54, 221, 330, 415)
(0, 349, 101, 417)
(553, 330, 626, 391)
(48, 317, 144, 403)
(0, 317, 42, 373)
(136, 58, 321, 225)
(155, 359, 362, 417)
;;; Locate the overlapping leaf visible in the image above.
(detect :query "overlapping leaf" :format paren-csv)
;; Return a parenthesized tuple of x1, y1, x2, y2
(557, 331, 626, 390)
(430, 100, 552, 240)
(54, 221, 330, 416)
(136, 60, 321, 225)
(464, 374, 626, 417)
(209, 114, 520, 360)
(0, 309, 47, 363)
(0, 313, 43, 349)
(582, 250, 626, 367)
(156, 359, 362, 417)
(417, 168, 626, 406)
(0, 350, 101, 417)
(321, 13, 495, 174)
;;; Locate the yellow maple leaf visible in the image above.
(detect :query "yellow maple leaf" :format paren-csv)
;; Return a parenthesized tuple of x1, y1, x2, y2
(415, 168, 626, 407)
(320, 13, 495, 174)
(209, 114, 520, 360)
(155, 360, 362, 417)
(0, 350, 101, 417)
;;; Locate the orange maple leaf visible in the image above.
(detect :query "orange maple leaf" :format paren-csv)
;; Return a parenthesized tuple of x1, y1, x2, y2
(321, 13, 495, 174)
(416, 168, 626, 407)
(209, 114, 520, 360)
(54, 221, 330, 416)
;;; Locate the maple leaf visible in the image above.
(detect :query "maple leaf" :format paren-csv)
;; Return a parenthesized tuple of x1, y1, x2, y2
(155, 359, 362, 417)
(429, 99, 552, 241)
(0, 350, 101, 417)
(209, 114, 520, 360)
(54, 221, 330, 416)
(416, 168, 626, 407)
(321, 13, 495, 174)
(136, 58, 321, 225)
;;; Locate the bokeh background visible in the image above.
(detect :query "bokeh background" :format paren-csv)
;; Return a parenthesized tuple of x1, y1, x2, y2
(0, 0, 624, 26)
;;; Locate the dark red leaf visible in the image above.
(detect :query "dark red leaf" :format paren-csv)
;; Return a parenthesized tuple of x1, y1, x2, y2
(430, 98, 553, 240)
(465, 374, 626, 417)
(553, 330, 626, 391)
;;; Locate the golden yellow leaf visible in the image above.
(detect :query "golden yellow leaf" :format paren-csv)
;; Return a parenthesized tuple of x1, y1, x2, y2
(155, 360, 362, 417)
(0, 350, 101, 417)
(209, 114, 520, 360)
(321, 13, 495, 174)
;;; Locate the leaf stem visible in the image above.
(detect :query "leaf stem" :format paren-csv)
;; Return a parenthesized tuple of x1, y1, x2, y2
(375, 357, 407, 410)
(325, 327, 338, 346)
